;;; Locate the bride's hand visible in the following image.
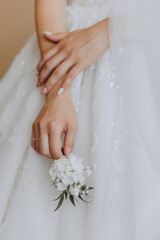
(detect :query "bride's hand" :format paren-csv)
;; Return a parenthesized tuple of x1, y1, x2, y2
(36, 18, 109, 95)
(31, 77, 77, 159)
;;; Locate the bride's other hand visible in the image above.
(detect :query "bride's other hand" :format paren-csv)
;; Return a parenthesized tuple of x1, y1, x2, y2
(36, 18, 110, 95)
(31, 77, 77, 159)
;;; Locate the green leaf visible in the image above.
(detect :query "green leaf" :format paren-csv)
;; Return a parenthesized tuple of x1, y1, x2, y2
(88, 187, 94, 190)
(54, 195, 64, 212)
(69, 195, 76, 206)
(81, 185, 86, 191)
(65, 192, 68, 200)
(53, 193, 63, 202)
(85, 193, 93, 198)
(78, 195, 91, 203)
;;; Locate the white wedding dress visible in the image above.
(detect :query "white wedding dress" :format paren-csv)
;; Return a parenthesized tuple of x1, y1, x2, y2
(0, 0, 160, 239)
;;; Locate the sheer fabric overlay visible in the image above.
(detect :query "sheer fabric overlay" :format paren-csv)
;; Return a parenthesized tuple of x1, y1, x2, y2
(0, 0, 160, 239)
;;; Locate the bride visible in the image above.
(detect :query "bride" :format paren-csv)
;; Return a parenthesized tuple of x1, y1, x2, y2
(0, 0, 160, 239)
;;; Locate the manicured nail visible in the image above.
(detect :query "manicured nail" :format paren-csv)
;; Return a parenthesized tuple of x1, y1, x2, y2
(65, 149, 71, 158)
(57, 87, 64, 95)
(43, 31, 52, 35)
(41, 86, 48, 95)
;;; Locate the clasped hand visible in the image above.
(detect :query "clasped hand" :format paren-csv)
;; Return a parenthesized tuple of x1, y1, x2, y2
(37, 18, 109, 95)
(31, 18, 109, 160)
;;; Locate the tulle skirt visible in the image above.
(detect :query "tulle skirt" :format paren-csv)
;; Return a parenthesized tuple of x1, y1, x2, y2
(0, 1, 160, 239)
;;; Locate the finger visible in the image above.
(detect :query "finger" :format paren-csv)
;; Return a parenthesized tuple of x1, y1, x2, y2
(57, 64, 82, 95)
(63, 125, 77, 158)
(35, 122, 40, 152)
(38, 50, 67, 87)
(44, 32, 68, 42)
(48, 122, 63, 159)
(38, 121, 52, 158)
(40, 57, 75, 95)
(31, 125, 36, 151)
(37, 46, 59, 73)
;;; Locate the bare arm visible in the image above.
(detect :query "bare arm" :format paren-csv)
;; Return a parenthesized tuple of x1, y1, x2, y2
(31, 0, 77, 159)
(35, 0, 68, 55)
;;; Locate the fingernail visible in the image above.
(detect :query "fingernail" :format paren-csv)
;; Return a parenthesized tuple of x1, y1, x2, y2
(57, 87, 64, 95)
(65, 149, 71, 158)
(41, 86, 48, 95)
(43, 31, 52, 35)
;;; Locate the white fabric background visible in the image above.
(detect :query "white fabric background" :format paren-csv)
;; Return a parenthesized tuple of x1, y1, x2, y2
(0, 0, 160, 239)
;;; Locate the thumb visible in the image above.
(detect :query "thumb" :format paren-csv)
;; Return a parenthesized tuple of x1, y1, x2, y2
(43, 31, 68, 42)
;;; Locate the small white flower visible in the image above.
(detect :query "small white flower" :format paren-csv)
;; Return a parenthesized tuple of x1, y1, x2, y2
(69, 184, 80, 198)
(61, 175, 74, 186)
(92, 164, 96, 169)
(57, 182, 66, 191)
(49, 153, 96, 211)
(85, 168, 92, 177)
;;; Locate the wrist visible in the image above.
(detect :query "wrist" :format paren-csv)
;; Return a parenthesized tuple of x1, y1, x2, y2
(40, 40, 56, 57)
(92, 18, 110, 49)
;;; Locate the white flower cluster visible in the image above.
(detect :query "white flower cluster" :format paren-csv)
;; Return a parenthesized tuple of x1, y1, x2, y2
(49, 153, 96, 210)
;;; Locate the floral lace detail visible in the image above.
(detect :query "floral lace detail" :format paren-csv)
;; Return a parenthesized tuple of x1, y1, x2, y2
(0, 0, 157, 239)
(67, 0, 113, 23)
(69, 0, 112, 5)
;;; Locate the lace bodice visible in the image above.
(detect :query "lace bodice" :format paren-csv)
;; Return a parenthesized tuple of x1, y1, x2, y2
(67, 0, 112, 22)
(68, 0, 112, 5)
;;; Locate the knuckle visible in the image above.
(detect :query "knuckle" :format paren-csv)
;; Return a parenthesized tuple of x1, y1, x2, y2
(77, 54, 84, 63)
(32, 121, 38, 129)
(64, 80, 70, 88)
(48, 120, 57, 129)
(44, 62, 51, 71)
(69, 51, 76, 60)
(63, 44, 71, 53)
(57, 40, 64, 48)
(45, 81, 51, 89)
(68, 71, 75, 80)
(38, 77, 43, 85)
(42, 53, 47, 61)
(50, 150, 62, 160)
(54, 69, 60, 78)
(38, 119, 45, 129)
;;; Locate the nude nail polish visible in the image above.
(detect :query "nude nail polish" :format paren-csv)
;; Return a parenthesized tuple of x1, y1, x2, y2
(41, 86, 48, 95)
(43, 31, 52, 35)
(57, 88, 64, 95)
